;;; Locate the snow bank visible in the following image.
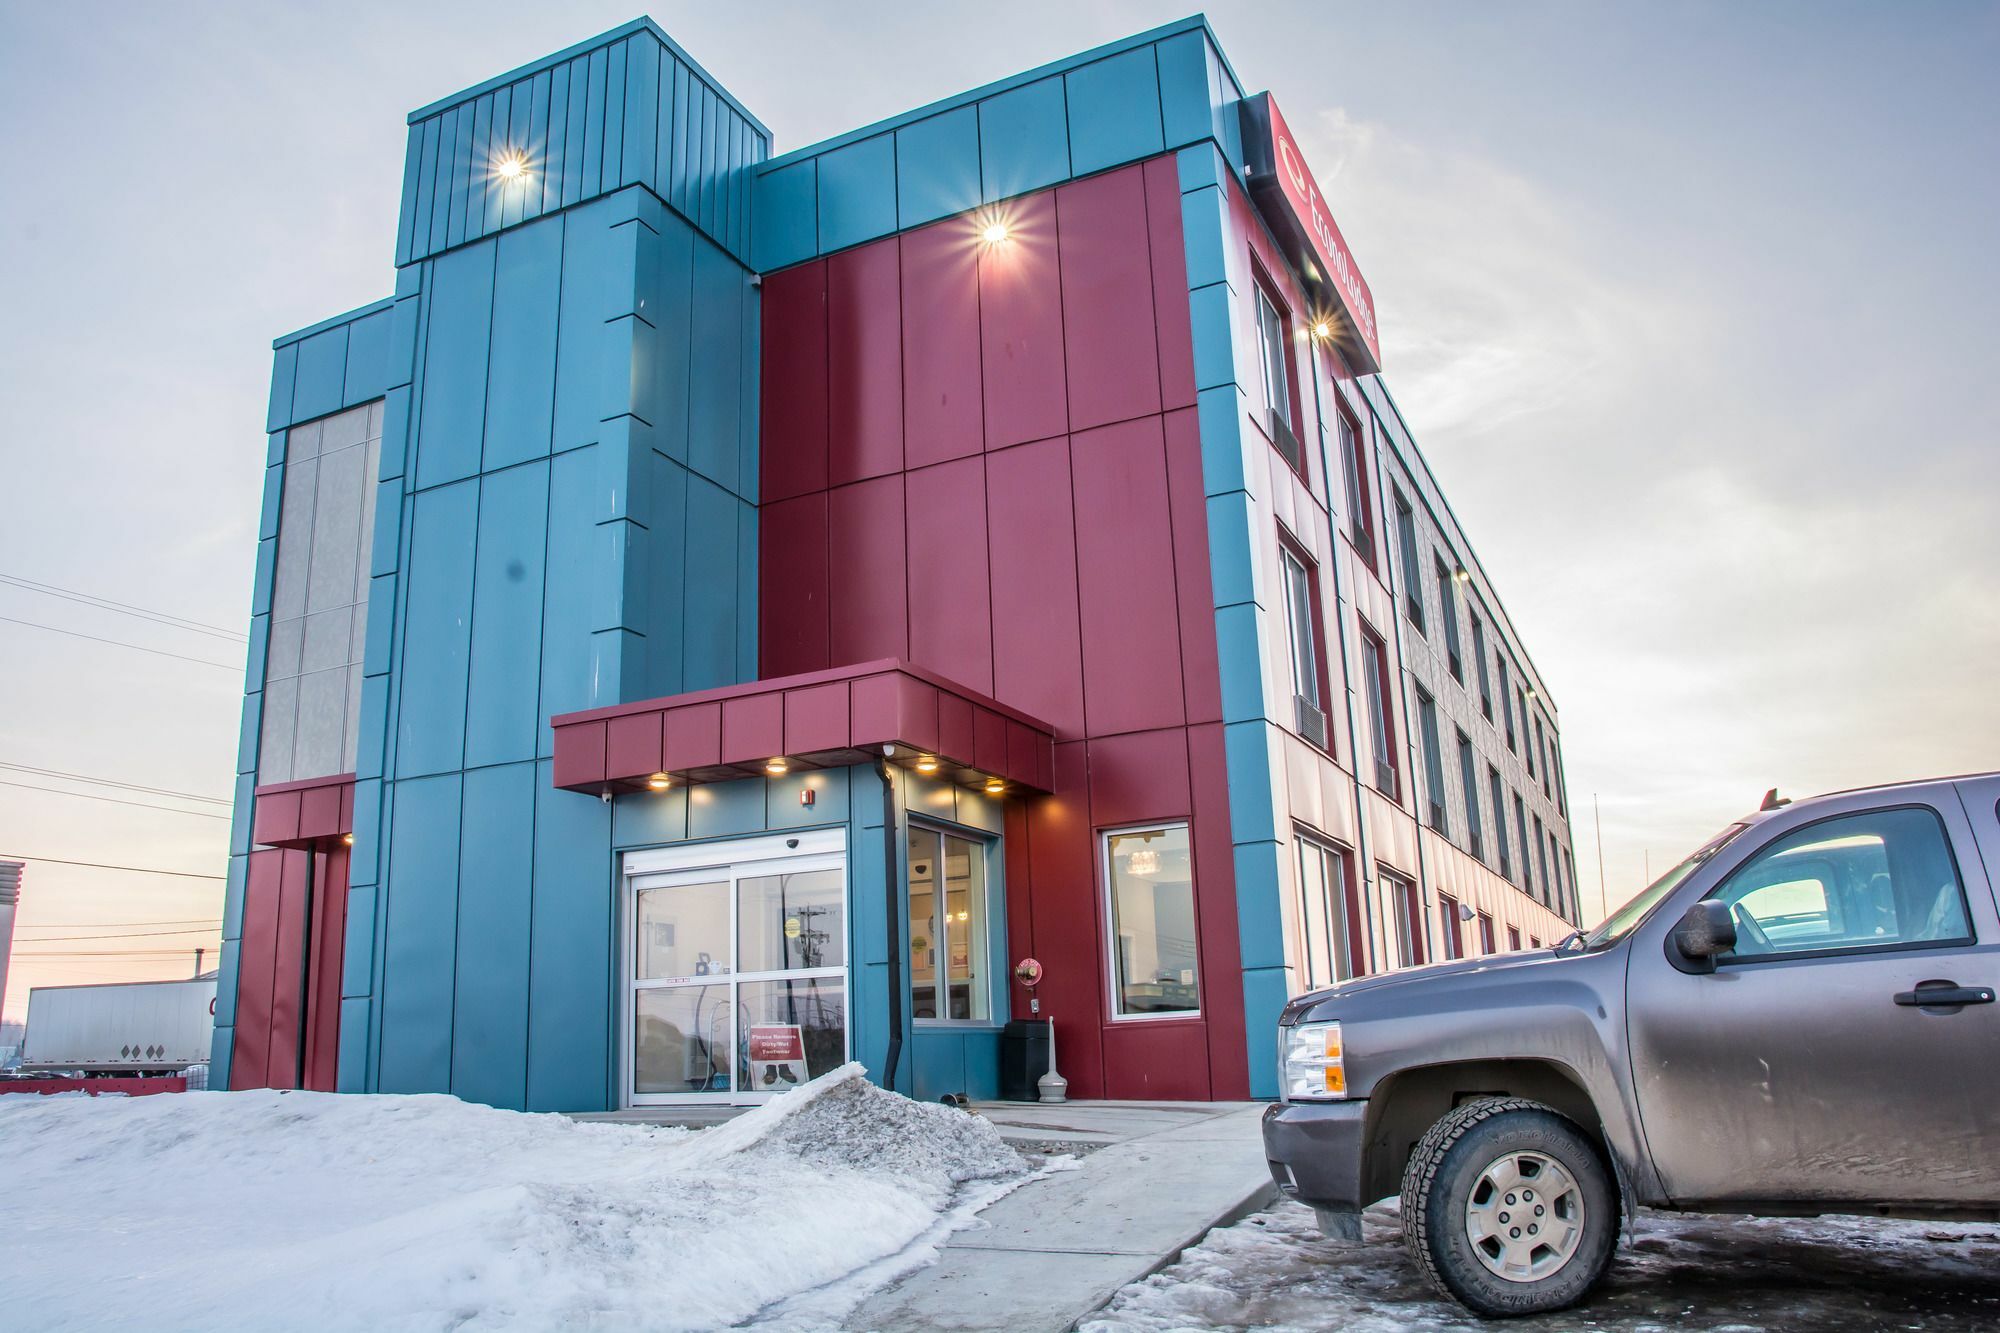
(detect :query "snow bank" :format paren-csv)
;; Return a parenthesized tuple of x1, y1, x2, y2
(0, 1065, 1029, 1331)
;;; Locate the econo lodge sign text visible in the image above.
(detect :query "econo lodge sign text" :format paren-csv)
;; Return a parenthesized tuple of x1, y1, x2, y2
(1242, 93, 1383, 374)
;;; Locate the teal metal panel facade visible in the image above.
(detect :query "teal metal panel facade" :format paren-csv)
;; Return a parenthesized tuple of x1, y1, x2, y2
(395, 19, 769, 269)
(748, 16, 1245, 270)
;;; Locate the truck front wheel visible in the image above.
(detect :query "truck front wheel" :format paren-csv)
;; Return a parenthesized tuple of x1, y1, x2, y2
(1399, 1097, 1618, 1317)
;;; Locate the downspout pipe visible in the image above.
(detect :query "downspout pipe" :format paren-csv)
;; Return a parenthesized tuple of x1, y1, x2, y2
(873, 757, 904, 1094)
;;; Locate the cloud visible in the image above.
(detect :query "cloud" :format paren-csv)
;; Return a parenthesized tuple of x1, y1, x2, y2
(1286, 105, 2000, 917)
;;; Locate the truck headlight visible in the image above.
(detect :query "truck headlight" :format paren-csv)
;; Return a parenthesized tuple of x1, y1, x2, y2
(1283, 1021, 1345, 1100)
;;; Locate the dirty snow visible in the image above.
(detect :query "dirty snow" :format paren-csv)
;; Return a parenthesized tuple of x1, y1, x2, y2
(1086, 1199, 2000, 1332)
(0, 1063, 1031, 1331)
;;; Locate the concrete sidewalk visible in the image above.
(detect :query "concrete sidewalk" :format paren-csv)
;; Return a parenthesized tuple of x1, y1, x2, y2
(844, 1099, 1275, 1332)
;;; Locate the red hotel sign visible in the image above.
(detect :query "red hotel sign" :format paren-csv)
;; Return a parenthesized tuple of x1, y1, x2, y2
(1241, 93, 1382, 374)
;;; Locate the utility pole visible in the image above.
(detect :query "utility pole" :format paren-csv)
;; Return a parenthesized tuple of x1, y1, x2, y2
(1592, 794, 1608, 923)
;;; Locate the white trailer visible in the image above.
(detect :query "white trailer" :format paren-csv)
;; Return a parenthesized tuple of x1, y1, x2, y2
(19, 978, 216, 1075)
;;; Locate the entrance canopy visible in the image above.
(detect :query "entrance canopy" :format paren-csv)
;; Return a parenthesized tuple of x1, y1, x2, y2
(550, 659, 1057, 797)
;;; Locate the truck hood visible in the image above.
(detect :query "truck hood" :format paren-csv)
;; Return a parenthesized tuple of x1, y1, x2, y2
(1280, 948, 1569, 1023)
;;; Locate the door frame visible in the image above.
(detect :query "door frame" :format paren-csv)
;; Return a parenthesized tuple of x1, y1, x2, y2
(620, 828, 850, 1107)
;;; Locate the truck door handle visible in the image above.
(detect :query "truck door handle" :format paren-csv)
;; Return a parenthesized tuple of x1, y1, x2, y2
(1893, 983, 1995, 1007)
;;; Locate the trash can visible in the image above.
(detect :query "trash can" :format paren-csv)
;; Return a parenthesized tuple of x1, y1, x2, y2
(999, 1019, 1052, 1101)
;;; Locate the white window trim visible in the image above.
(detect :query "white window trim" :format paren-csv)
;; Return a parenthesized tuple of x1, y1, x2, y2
(1101, 822, 1203, 1023)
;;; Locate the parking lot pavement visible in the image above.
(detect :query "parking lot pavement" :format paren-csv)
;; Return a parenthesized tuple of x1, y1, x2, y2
(1083, 1199, 2000, 1332)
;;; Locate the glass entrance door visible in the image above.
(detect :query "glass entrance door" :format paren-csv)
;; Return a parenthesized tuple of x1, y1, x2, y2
(625, 832, 847, 1105)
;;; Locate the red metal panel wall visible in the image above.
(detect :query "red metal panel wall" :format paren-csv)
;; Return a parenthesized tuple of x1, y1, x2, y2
(760, 156, 1245, 1099)
(230, 846, 346, 1092)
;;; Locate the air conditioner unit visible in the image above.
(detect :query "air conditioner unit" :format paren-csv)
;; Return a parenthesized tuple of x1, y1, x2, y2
(1294, 696, 1329, 750)
(1267, 408, 1304, 473)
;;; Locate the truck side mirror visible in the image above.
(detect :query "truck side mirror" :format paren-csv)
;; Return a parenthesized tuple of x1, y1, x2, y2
(1671, 899, 1737, 973)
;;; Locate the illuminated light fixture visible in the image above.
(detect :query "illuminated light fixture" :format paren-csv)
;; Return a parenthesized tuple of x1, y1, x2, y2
(1127, 847, 1160, 876)
(495, 150, 528, 181)
(1311, 319, 1335, 342)
(982, 220, 1009, 244)
(342, 832, 355, 846)
(983, 776, 1005, 796)
(915, 754, 939, 774)
(1526, 687, 1539, 701)
(646, 772, 671, 792)
(1454, 564, 1471, 583)
(765, 757, 790, 777)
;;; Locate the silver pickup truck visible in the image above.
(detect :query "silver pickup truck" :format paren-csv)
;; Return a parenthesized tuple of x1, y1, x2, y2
(1262, 772, 2000, 1317)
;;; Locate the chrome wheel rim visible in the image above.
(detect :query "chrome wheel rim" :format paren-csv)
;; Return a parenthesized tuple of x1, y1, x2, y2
(1463, 1150, 1586, 1283)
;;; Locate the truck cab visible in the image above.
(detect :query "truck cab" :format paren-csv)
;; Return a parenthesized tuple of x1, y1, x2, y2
(1262, 772, 2000, 1317)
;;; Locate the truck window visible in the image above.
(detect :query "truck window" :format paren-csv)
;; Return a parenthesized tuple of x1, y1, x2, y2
(1711, 806, 1971, 961)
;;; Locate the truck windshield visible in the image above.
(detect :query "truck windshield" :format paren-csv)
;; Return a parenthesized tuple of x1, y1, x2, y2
(1579, 822, 1749, 951)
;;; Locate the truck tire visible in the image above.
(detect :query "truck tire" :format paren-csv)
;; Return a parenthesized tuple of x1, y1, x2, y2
(1399, 1097, 1618, 1318)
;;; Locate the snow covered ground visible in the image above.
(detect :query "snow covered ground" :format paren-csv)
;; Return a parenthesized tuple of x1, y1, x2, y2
(0, 1064, 1032, 1331)
(1086, 1199, 2000, 1332)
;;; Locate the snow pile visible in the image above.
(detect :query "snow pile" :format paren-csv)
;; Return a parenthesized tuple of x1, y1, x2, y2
(0, 1063, 1029, 1331)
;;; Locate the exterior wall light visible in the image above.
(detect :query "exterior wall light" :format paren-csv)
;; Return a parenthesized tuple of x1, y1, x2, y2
(982, 221, 1009, 244)
(765, 757, 790, 776)
(342, 832, 355, 846)
(1454, 565, 1471, 583)
(495, 151, 529, 181)
(915, 755, 939, 774)
(983, 776, 1005, 796)
(646, 772, 671, 791)
(1311, 319, 1335, 341)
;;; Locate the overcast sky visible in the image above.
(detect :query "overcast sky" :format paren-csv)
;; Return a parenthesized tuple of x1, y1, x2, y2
(3, 1, 1995, 1020)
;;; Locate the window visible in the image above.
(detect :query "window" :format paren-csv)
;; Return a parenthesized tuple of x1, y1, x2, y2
(1279, 539, 1329, 750)
(1552, 740, 1569, 817)
(1360, 624, 1399, 799)
(1297, 836, 1359, 985)
(1534, 814, 1550, 906)
(1393, 489, 1424, 632)
(1530, 936, 1542, 949)
(1497, 655, 1515, 750)
(1434, 555, 1463, 681)
(1535, 716, 1550, 798)
(1709, 807, 1972, 962)
(1478, 911, 1497, 954)
(1563, 848, 1577, 920)
(1471, 609, 1492, 719)
(1519, 687, 1533, 772)
(1490, 766, 1512, 881)
(1515, 792, 1535, 899)
(1548, 830, 1567, 919)
(908, 826, 991, 1022)
(1416, 689, 1448, 833)
(1457, 730, 1483, 862)
(1507, 925, 1522, 952)
(1254, 282, 1305, 475)
(1340, 409, 1375, 570)
(1105, 825, 1201, 1017)
(1439, 893, 1464, 960)
(1386, 872, 1425, 967)
(261, 401, 383, 784)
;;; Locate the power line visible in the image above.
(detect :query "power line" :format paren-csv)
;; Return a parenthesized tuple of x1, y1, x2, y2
(0, 779, 232, 821)
(15, 927, 221, 944)
(0, 762, 232, 806)
(0, 615, 238, 671)
(18, 917, 221, 930)
(0, 574, 245, 643)
(4, 944, 215, 956)
(0, 853, 224, 881)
